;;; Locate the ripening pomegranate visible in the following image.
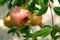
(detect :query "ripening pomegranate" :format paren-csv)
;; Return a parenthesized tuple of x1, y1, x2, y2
(4, 15, 14, 28)
(10, 7, 31, 29)
(31, 13, 42, 26)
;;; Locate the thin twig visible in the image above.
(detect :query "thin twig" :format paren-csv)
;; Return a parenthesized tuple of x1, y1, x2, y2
(48, 0, 54, 40)
(48, 0, 54, 29)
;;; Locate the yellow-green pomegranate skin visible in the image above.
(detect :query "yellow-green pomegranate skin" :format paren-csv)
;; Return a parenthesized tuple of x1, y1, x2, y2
(4, 15, 14, 28)
(31, 13, 42, 26)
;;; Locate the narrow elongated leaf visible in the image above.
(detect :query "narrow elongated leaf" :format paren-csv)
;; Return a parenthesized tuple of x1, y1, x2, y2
(54, 35, 60, 40)
(50, 0, 53, 3)
(13, 0, 30, 7)
(20, 26, 29, 33)
(22, 26, 31, 40)
(37, 0, 48, 8)
(33, 0, 39, 4)
(8, 28, 17, 34)
(0, 0, 4, 4)
(44, 0, 48, 5)
(32, 38, 37, 40)
(58, 0, 60, 4)
(54, 7, 60, 16)
(36, 6, 48, 16)
(51, 29, 57, 38)
(16, 32, 20, 37)
(28, 1, 38, 13)
(0, 0, 6, 5)
(43, 25, 51, 28)
(42, 30, 51, 37)
(31, 27, 51, 38)
(8, 0, 12, 9)
(55, 25, 60, 32)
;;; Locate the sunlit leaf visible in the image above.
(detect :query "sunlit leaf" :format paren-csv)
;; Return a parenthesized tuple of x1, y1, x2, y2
(54, 7, 60, 16)
(37, 0, 48, 8)
(0, 0, 4, 4)
(55, 25, 60, 32)
(43, 25, 51, 28)
(31, 27, 51, 38)
(36, 6, 48, 16)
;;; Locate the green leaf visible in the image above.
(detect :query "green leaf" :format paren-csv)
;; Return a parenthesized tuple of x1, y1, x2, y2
(0, 0, 5, 5)
(25, 27, 31, 39)
(13, 0, 30, 7)
(13, 0, 22, 6)
(32, 38, 37, 40)
(43, 25, 51, 28)
(51, 25, 60, 39)
(50, 0, 53, 3)
(0, 0, 4, 4)
(20, 26, 29, 33)
(54, 7, 60, 16)
(0, 0, 10, 5)
(16, 32, 20, 37)
(36, 6, 48, 16)
(54, 35, 60, 40)
(37, 0, 48, 8)
(51, 29, 57, 38)
(41, 30, 51, 37)
(8, 0, 12, 9)
(55, 25, 60, 32)
(31, 27, 51, 38)
(33, 0, 39, 4)
(28, 1, 37, 13)
(58, 0, 60, 4)
(8, 28, 17, 34)
(22, 26, 31, 40)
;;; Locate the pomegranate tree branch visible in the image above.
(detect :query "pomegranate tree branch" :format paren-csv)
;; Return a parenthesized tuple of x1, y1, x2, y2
(48, 0, 54, 29)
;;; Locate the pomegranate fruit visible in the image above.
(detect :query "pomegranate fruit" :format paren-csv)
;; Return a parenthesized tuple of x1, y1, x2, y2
(4, 15, 14, 28)
(31, 13, 42, 26)
(10, 7, 31, 29)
